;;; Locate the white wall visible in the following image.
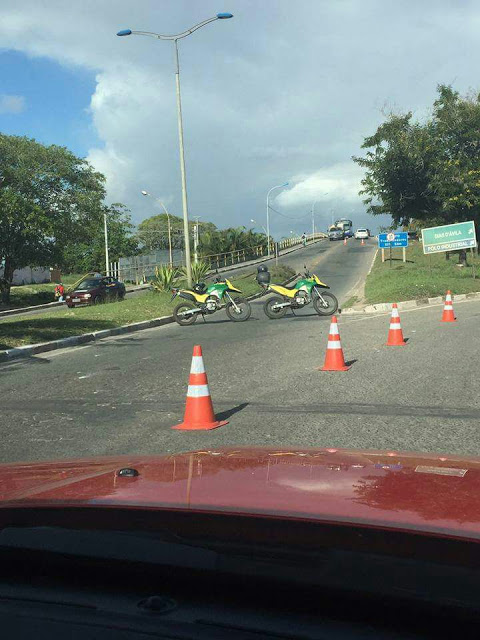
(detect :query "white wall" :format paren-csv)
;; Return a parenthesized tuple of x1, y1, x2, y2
(0, 266, 51, 285)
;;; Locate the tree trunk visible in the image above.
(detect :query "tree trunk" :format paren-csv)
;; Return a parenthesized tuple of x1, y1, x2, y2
(445, 251, 450, 260)
(0, 256, 15, 304)
(458, 250, 468, 267)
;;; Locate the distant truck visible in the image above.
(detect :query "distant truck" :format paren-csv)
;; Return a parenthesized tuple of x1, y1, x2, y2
(329, 218, 353, 238)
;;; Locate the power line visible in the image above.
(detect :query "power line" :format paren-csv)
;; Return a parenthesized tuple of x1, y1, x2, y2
(267, 204, 311, 220)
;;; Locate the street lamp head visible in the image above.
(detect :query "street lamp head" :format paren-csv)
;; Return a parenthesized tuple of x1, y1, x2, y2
(282, 182, 289, 187)
(141, 190, 150, 196)
(217, 13, 234, 19)
(117, 29, 132, 36)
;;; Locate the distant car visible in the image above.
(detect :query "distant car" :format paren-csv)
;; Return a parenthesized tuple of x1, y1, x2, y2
(65, 276, 126, 308)
(407, 230, 419, 241)
(354, 228, 369, 240)
(328, 227, 344, 241)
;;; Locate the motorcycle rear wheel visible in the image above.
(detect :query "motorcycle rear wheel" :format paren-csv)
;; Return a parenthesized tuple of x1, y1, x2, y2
(225, 297, 251, 322)
(173, 302, 199, 326)
(264, 295, 288, 319)
(313, 291, 338, 316)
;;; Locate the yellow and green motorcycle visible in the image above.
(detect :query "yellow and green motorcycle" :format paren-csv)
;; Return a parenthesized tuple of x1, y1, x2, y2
(262, 266, 338, 319)
(171, 277, 251, 326)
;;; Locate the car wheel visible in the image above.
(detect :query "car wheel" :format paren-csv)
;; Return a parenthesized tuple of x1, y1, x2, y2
(92, 296, 104, 305)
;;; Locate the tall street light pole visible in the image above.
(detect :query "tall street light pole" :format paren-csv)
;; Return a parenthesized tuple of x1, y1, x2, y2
(266, 182, 288, 258)
(141, 191, 173, 267)
(103, 212, 110, 276)
(117, 13, 233, 287)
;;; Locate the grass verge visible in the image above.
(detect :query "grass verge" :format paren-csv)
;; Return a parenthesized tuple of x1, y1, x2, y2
(0, 265, 296, 350)
(365, 242, 480, 304)
(1, 273, 90, 310)
(342, 296, 359, 309)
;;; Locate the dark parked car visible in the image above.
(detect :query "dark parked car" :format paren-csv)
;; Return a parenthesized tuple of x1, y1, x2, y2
(65, 276, 126, 308)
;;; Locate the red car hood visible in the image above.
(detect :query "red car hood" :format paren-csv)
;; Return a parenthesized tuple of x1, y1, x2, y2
(0, 447, 479, 540)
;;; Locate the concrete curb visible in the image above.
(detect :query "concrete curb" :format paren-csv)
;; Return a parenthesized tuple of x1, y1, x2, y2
(341, 290, 480, 315)
(0, 300, 64, 318)
(0, 275, 298, 364)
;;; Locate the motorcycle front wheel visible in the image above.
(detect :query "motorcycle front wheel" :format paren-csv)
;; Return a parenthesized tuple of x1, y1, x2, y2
(313, 291, 338, 316)
(173, 302, 199, 326)
(225, 297, 251, 322)
(264, 295, 288, 319)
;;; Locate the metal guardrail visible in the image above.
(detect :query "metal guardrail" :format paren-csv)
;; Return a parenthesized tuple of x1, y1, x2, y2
(115, 232, 327, 283)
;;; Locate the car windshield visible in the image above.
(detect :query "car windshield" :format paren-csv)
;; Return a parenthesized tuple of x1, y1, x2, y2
(2, 4, 480, 613)
(76, 279, 102, 289)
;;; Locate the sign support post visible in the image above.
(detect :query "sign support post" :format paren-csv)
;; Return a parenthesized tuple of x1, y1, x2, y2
(378, 232, 408, 265)
(402, 247, 406, 263)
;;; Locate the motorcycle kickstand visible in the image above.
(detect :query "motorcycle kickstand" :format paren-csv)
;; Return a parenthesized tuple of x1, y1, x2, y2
(201, 314, 207, 323)
(290, 308, 297, 316)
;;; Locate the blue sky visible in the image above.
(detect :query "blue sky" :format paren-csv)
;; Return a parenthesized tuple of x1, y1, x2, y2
(0, 50, 99, 155)
(1, 0, 480, 236)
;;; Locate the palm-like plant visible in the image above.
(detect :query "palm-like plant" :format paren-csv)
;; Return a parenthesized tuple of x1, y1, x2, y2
(179, 260, 210, 284)
(151, 264, 178, 292)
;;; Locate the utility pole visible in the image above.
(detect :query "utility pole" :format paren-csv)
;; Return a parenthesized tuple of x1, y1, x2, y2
(103, 212, 110, 276)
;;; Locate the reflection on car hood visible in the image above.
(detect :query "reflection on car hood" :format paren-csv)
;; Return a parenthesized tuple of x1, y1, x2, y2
(0, 447, 479, 540)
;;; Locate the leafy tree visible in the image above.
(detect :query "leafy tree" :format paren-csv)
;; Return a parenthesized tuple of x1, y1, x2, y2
(61, 204, 138, 274)
(199, 226, 267, 256)
(137, 213, 185, 251)
(137, 214, 217, 252)
(353, 114, 441, 227)
(0, 133, 106, 302)
(354, 84, 480, 237)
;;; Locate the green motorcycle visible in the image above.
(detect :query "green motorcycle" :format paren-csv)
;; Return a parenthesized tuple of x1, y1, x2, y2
(262, 265, 338, 319)
(171, 277, 251, 326)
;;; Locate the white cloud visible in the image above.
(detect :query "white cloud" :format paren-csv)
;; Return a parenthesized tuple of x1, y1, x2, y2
(278, 163, 364, 208)
(0, 94, 25, 114)
(2, 0, 480, 234)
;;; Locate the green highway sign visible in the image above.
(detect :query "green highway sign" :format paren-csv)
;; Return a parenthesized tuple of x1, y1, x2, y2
(421, 221, 477, 254)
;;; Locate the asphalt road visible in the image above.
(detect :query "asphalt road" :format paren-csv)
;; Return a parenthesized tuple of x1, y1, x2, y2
(14, 237, 480, 466)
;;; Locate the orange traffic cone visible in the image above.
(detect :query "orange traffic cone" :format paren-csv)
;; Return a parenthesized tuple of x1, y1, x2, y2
(343, 237, 347, 246)
(441, 290, 456, 322)
(172, 345, 228, 431)
(386, 303, 406, 346)
(319, 316, 350, 371)
(361, 238, 365, 246)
